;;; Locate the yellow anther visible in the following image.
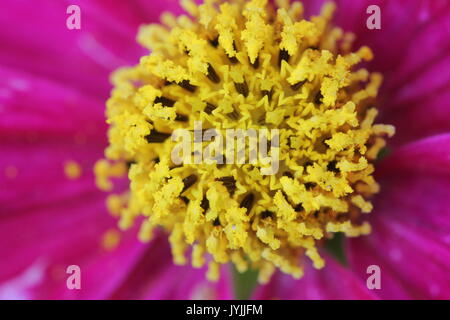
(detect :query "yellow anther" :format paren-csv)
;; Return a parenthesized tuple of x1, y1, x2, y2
(206, 261, 220, 282)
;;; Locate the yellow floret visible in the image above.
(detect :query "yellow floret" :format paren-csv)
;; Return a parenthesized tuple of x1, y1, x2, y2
(95, 0, 394, 283)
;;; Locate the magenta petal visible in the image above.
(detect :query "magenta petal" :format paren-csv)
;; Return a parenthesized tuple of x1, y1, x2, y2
(253, 254, 377, 300)
(379, 133, 450, 175)
(142, 263, 234, 300)
(382, 5, 450, 102)
(362, 2, 450, 144)
(376, 173, 450, 254)
(0, 197, 111, 284)
(346, 240, 412, 300)
(0, 138, 106, 216)
(348, 217, 450, 299)
(111, 237, 234, 300)
(0, 65, 111, 214)
(0, 0, 162, 97)
(348, 159, 450, 299)
(0, 181, 149, 300)
(382, 53, 450, 144)
(0, 66, 106, 142)
(31, 231, 148, 300)
(134, 0, 184, 21)
(333, 0, 449, 80)
(386, 87, 450, 144)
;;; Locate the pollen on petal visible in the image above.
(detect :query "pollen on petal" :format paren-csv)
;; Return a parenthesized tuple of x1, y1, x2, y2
(64, 160, 82, 180)
(101, 228, 121, 251)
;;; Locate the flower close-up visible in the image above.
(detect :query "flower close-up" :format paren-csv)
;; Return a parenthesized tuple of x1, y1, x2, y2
(1, 0, 450, 300)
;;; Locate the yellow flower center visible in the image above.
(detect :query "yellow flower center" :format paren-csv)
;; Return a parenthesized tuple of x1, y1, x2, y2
(95, 0, 394, 283)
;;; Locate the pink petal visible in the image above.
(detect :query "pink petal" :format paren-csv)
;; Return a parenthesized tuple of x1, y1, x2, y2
(331, 0, 450, 84)
(0, 212, 147, 300)
(348, 142, 450, 299)
(385, 87, 450, 145)
(141, 263, 234, 300)
(111, 238, 234, 299)
(0, 142, 104, 216)
(0, 66, 110, 215)
(331, 1, 450, 144)
(381, 52, 450, 144)
(0, 196, 111, 283)
(379, 133, 450, 175)
(134, 0, 184, 21)
(0, 66, 106, 142)
(0, 0, 174, 98)
(348, 216, 450, 299)
(30, 229, 148, 300)
(346, 240, 412, 300)
(0, 179, 151, 300)
(381, 4, 450, 103)
(253, 254, 377, 300)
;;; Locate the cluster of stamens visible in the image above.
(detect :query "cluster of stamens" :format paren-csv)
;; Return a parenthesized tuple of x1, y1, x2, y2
(95, 0, 394, 282)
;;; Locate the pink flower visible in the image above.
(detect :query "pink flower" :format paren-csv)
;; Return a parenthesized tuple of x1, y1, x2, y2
(1, 0, 449, 300)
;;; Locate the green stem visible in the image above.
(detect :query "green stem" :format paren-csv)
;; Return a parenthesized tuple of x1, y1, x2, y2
(232, 265, 259, 300)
